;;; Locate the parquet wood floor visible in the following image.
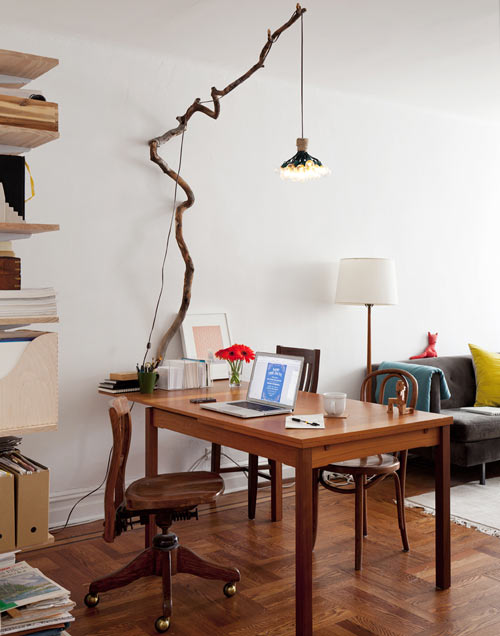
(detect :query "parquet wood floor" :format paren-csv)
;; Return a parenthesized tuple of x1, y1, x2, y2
(21, 458, 500, 635)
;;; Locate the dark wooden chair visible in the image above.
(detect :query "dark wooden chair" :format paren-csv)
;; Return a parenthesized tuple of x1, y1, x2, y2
(211, 346, 320, 521)
(314, 369, 418, 570)
(84, 397, 240, 633)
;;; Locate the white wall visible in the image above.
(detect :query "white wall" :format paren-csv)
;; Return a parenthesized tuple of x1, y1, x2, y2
(2, 18, 500, 526)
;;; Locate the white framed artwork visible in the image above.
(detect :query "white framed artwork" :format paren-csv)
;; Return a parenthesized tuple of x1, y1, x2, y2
(180, 313, 231, 380)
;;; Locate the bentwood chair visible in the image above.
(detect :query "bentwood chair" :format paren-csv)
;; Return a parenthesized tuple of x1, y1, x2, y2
(84, 397, 240, 633)
(314, 369, 418, 570)
(210, 346, 320, 521)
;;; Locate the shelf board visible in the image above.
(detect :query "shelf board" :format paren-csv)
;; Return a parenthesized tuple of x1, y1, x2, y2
(0, 123, 59, 152)
(0, 316, 59, 326)
(0, 422, 57, 436)
(0, 222, 59, 236)
(0, 49, 58, 88)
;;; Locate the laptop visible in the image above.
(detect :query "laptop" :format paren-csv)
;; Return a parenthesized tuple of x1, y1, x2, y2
(201, 351, 304, 418)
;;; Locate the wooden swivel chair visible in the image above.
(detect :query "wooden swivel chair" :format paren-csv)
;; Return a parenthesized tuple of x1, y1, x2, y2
(210, 346, 320, 521)
(315, 369, 418, 570)
(84, 397, 240, 633)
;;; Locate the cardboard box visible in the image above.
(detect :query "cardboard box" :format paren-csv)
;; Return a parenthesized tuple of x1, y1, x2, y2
(0, 469, 15, 552)
(15, 459, 49, 548)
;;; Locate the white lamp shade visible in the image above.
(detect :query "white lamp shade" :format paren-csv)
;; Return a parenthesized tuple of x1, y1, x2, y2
(335, 258, 398, 306)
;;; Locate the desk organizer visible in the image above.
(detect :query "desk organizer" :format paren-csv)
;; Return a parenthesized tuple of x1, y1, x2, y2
(0, 331, 58, 434)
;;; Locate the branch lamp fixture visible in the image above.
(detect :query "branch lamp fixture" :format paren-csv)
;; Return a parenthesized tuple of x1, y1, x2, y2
(280, 4, 330, 181)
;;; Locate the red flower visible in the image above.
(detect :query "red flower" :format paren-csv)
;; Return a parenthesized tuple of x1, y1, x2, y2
(215, 347, 230, 361)
(215, 344, 255, 362)
(234, 344, 255, 363)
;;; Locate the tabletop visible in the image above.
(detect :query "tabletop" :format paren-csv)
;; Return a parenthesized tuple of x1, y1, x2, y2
(109, 382, 452, 450)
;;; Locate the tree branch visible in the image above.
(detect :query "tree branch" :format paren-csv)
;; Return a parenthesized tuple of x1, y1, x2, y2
(149, 4, 306, 359)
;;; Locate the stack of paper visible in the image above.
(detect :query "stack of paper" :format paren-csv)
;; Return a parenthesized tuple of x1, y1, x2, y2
(0, 452, 43, 475)
(0, 289, 57, 318)
(0, 553, 16, 570)
(0, 562, 74, 635)
(157, 359, 212, 391)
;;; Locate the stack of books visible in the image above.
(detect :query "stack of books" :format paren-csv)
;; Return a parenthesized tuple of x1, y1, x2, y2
(157, 359, 212, 390)
(0, 289, 57, 319)
(98, 371, 139, 394)
(0, 561, 74, 635)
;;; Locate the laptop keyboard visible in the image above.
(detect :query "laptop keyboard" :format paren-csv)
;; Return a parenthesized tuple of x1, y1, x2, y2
(227, 401, 283, 412)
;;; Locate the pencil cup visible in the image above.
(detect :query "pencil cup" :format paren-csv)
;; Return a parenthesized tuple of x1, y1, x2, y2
(138, 371, 159, 394)
(323, 392, 347, 417)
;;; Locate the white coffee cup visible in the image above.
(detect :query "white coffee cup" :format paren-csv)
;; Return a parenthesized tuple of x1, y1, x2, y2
(323, 392, 347, 417)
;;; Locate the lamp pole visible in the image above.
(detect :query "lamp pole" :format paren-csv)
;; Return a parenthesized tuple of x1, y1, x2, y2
(366, 303, 373, 375)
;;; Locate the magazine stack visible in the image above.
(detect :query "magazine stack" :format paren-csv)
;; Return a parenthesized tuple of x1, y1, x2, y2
(0, 558, 74, 636)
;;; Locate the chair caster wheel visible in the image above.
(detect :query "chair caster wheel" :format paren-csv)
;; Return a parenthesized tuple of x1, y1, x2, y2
(223, 582, 237, 597)
(84, 592, 99, 608)
(155, 616, 171, 632)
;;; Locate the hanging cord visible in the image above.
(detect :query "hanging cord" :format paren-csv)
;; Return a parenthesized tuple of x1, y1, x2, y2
(52, 446, 113, 534)
(300, 11, 304, 138)
(24, 161, 35, 202)
(142, 130, 186, 366)
(53, 403, 136, 534)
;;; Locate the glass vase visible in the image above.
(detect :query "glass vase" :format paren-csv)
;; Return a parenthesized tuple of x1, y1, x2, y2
(228, 360, 243, 389)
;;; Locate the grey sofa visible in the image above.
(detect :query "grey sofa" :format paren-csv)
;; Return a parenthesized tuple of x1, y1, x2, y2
(375, 356, 499, 484)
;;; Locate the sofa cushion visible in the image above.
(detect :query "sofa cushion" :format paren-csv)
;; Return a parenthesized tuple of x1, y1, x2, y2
(444, 408, 500, 442)
(401, 356, 476, 410)
(469, 343, 500, 406)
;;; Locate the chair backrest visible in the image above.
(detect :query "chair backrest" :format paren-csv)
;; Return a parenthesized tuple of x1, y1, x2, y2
(276, 345, 320, 393)
(103, 396, 132, 543)
(360, 368, 418, 409)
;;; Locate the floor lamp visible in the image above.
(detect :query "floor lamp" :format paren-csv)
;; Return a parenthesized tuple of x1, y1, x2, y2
(335, 258, 398, 378)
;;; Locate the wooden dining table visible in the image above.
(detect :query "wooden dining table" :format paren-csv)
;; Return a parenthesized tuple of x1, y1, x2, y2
(118, 383, 452, 636)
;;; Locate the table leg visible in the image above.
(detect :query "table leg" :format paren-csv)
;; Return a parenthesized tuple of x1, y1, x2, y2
(145, 407, 158, 549)
(269, 460, 283, 522)
(435, 424, 451, 589)
(295, 450, 313, 636)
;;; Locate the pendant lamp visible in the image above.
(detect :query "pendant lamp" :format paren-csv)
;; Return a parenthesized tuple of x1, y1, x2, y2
(279, 4, 330, 181)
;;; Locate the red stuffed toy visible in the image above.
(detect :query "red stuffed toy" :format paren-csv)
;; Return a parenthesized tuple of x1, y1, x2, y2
(410, 332, 438, 359)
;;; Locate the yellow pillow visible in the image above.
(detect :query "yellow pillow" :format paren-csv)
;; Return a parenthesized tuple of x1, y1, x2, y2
(469, 344, 500, 406)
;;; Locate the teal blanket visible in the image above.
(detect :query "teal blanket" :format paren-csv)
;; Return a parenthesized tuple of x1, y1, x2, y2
(376, 361, 451, 412)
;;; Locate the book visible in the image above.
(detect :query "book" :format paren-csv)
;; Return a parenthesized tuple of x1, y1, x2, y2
(99, 379, 139, 389)
(98, 387, 141, 395)
(156, 359, 212, 391)
(460, 406, 500, 416)
(109, 371, 137, 381)
(0, 289, 57, 319)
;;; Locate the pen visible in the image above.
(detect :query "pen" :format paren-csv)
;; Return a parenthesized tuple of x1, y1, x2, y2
(292, 417, 320, 427)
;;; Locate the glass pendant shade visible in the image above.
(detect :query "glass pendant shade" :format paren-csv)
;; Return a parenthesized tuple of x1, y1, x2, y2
(280, 137, 330, 181)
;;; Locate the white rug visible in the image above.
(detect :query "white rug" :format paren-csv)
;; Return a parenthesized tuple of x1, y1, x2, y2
(406, 477, 500, 537)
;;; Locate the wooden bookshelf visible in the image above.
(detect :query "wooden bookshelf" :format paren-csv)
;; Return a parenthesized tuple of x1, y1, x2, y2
(0, 49, 58, 88)
(0, 123, 59, 152)
(0, 316, 59, 326)
(0, 222, 60, 239)
(0, 49, 60, 557)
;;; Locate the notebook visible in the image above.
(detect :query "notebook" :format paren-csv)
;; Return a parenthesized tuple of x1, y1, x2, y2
(201, 352, 303, 419)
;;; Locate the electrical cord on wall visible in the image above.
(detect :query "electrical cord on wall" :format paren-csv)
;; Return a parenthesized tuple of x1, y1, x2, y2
(52, 446, 113, 534)
(53, 403, 136, 533)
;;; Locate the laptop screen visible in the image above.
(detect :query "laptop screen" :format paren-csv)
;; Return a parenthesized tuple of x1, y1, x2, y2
(247, 352, 303, 408)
